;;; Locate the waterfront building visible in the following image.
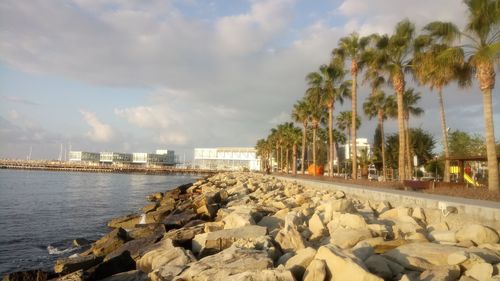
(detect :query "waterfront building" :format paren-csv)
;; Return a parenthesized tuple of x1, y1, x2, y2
(69, 149, 175, 166)
(338, 138, 372, 162)
(68, 151, 100, 163)
(193, 147, 260, 171)
(100, 152, 132, 164)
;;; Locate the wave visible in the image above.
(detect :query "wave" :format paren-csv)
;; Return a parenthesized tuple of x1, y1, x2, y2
(47, 245, 78, 255)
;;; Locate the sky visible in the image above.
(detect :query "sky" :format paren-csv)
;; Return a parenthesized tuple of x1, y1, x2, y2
(0, 0, 498, 161)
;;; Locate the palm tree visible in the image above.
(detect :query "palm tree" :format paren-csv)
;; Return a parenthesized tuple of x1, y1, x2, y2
(337, 111, 361, 177)
(305, 73, 326, 176)
(386, 88, 424, 176)
(287, 125, 303, 175)
(334, 33, 370, 180)
(256, 138, 272, 172)
(292, 99, 311, 175)
(363, 91, 394, 180)
(373, 19, 417, 181)
(422, 0, 499, 190)
(413, 31, 471, 182)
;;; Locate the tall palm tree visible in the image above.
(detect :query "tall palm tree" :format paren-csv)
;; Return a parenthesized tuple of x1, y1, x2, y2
(292, 99, 311, 175)
(334, 33, 370, 179)
(423, 0, 499, 190)
(386, 88, 424, 176)
(287, 125, 303, 175)
(256, 138, 272, 172)
(373, 19, 417, 181)
(414, 32, 471, 182)
(363, 90, 394, 180)
(337, 111, 361, 176)
(305, 73, 326, 176)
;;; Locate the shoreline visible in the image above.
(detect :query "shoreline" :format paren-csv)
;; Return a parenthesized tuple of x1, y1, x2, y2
(4, 172, 500, 281)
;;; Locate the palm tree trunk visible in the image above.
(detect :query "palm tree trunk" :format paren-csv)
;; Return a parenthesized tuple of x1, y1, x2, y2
(293, 144, 297, 175)
(285, 148, 289, 173)
(405, 116, 412, 178)
(351, 69, 358, 180)
(328, 106, 334, 177)
(312, 125, 317, 176)
(394, 75, 407, 181)
(335, 142, 339, 175)
(279, 146, 283, 172)
(438, 89, 451, 182)
(482, 87, 499, 190)
(378, 110, 386, 181)
(301, 124, 307, 175)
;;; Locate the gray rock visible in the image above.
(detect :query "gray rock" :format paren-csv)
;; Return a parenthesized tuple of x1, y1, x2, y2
(99, 270, 148, 281)
(419, 265, 461, 281)
(364, 255, 393, 280)
(314, 244, 383, 281)
(465, 262, 493, 281)
(86, 251, 136, 281)
(54, 255, 103, 275)
(284, 247, 316, 280)
(456, 224, 500, 245)
(175, 246, 273, 280)
(192, 225, 267, 256)
(302, 259, 327, 281)
(88, 228, 129, 257)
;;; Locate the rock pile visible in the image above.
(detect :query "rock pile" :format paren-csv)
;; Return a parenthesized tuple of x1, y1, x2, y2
(4, 172, 500, 281)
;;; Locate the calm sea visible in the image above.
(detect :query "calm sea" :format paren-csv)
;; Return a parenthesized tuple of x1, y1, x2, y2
(0, 169, 197, 276)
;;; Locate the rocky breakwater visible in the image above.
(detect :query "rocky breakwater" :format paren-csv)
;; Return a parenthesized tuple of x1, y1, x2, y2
(4, 172, 500, 281)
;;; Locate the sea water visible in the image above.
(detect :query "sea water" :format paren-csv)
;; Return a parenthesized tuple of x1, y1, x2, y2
(0, 169, 197, 276)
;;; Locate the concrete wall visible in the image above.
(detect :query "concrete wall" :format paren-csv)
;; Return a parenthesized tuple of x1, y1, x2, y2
(276, 176, 500, 231)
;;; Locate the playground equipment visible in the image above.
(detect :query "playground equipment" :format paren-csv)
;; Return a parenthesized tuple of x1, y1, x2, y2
(450, 166, 479, 186)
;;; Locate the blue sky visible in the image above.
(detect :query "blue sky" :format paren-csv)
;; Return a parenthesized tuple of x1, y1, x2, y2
(0, 0, 498, 161)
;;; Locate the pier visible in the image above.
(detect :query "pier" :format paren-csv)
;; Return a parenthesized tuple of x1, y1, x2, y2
(0, 160, 216, 175)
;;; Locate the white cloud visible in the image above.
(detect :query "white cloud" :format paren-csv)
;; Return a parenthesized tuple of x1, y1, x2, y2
(215, 0, 294, 55)
(79, 110, 114, 142)
(0, 0, 496, 158)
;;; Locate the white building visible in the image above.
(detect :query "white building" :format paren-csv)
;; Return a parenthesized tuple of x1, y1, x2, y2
(69, 149, 175, 166)
(338, 138, 372, 162)
(193, 147, 260, 171)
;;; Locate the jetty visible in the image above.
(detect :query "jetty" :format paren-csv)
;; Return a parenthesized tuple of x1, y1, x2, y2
(0, 160, 215, 175)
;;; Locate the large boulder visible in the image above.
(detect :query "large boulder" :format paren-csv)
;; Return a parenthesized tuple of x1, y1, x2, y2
(456, 224, 499, 245)
(162, 210, 197, 230)
(99, 270, 148, 281)
(224, 269, 295, 281)
(105, 236, 158, 261)
(192, 225, 267, 256)
(137, 239, 195, 274)
(257, 216, 283, 233)
(364, 255, 393, 280)
(323, 199, 356, 222)
(465, 262, 494, 281)
(107, 214, 141, 229)
(175, 246, 273, 281)
(54, 255, 103, 275)
(222, 211, 256, 229)
(329, 228, 372, 249)
(308, 213, 326, 239)
(89, 228, 129, 257)
(86, 251, 136, 281)
(127, 224, 166, 240)
(419, 265, 461, 281)
(383, 242, 463, 271)
(428, 230, 457, 243)
(302, 259, 327, 281)
(314, 244, 383, 281)
(56, 270, 83, 281)
(284, 247, 317, 280)
(275, 226, 306, 253)
(163, 224, 204, 248)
